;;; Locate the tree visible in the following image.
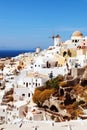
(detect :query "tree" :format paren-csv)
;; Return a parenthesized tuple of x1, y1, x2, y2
(39, 88, 55, 103)
(51, 79, 59, 89)
(46, 78, 59, 89)
(57, 75, 64, 82)
(59, 81, 67, 87)
(32, 88, 55, 105)
(32, 89, 41, 104)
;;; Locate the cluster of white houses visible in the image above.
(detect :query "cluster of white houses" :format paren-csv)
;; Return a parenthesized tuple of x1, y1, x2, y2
(0, 30, 87, 124)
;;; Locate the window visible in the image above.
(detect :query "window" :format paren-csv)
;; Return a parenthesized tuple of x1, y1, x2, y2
(38, 83, 40, 86)
(29, 83, 31, 85)
(8, 118, 10, 121)
(11, 77, 14, 79)
(22, 93, 25, 97)
(26, 82, 28, 87)
(28, 93, 30, 97)
(3, 109, 5, 112)
(75, 40, 77, 42)
(72, 40, 74, 42)
(35, 65, 36, 67)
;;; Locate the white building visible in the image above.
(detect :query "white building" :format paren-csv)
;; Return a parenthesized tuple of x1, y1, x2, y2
(68, 53, 86, 68)
(13, 70, 49, 101)
(63, 30, 87, 49)
(14, 86, 32, 101)
(7, 100, 27, 123)
(0, 30, 87, 125)
(53, 35, 61, 46)
(0, 105, 8, 123)
(28, 52, 67, 77)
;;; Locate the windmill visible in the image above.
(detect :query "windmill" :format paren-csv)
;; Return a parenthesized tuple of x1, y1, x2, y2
(49, 30, 61, 46)
(49, 35, 55, 40)
(49, 31, 56, 40)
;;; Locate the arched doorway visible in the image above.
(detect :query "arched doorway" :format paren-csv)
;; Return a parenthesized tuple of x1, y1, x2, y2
(50, 105, 58, 112)
(43, 105, 49, 110)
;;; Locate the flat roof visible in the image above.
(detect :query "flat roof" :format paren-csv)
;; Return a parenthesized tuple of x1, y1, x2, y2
(13, 100, 27, 108)
(1, 119, 87, 130)
(0, 105, 8, 109)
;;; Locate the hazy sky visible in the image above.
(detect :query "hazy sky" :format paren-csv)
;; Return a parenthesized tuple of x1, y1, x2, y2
(0, 0, 87, 50)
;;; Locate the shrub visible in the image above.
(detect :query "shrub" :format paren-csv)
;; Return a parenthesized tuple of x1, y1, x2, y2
(32, 89, 41, 104)
(57, 75, 64, 82)
(73, 101, 79, 109)
(46, 78, 59, 89)
(32, 88, 55, 105)
(59, 81, 67, 87)
(39, 88, 55, 103)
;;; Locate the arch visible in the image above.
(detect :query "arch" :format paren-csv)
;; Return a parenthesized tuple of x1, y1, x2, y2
(63, 51, 67, 57)
(43, 105, 49, 110)
(50, 105, 58, 112)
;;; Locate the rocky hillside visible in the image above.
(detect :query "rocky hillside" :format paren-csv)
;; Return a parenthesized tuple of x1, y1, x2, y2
(33, 75, 87, 120)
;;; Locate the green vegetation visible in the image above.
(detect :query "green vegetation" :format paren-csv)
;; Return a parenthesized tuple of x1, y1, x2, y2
(32, 75, 65, 106)
(46, 78, 59, 89)
(46, 74, 64, 89)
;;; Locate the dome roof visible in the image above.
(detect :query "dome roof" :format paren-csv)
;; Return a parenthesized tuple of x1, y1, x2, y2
(72, 31, 83, 37)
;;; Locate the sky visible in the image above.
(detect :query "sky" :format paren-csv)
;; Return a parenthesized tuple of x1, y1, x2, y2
(0, 0, 87, 50)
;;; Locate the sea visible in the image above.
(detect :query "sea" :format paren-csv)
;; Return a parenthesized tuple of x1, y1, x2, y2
(0, 50, 35, 58)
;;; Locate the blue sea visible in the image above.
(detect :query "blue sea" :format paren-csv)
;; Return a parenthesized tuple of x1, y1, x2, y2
(0, 50, 35, 58)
